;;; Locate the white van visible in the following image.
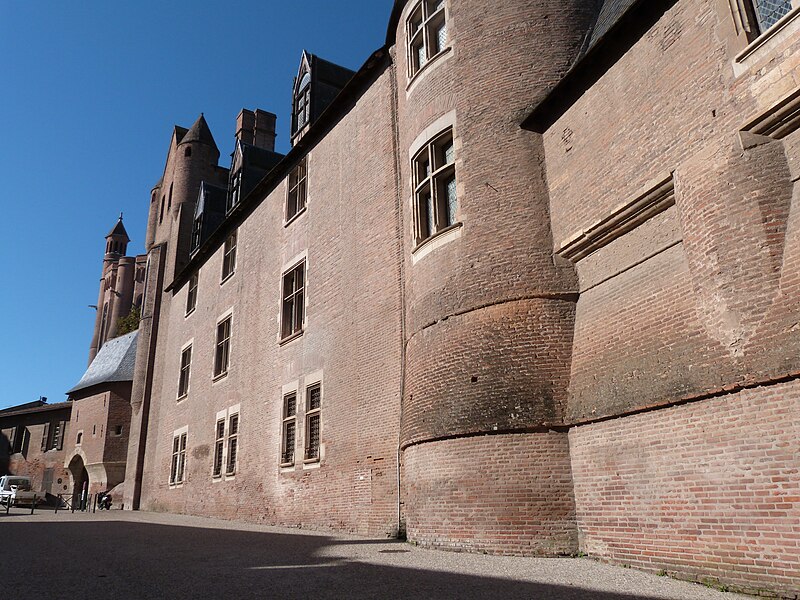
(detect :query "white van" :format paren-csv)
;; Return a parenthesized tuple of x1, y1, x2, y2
(0, 475, 41, 507)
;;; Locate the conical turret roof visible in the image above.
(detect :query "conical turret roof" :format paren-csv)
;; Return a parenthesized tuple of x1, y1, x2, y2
(106, 214, 130, 242)
(181, 114, 218, 152)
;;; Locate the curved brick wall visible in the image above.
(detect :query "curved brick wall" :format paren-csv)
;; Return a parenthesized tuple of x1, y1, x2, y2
(402, 298, 574, 447)
(403, 433, 577, 555)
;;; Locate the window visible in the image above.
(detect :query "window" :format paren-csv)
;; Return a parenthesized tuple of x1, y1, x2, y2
(281, 392, 297, 465)
(213, 408, 240, 478)
(407, 0, 448, 78)
(305, 383, 321, 462)
(186, 272, 198, 315)
(226, 413, 239, 475)
(227, 171, 242, 213)
(214, 316, 232, 378)
(294, 71, 311, 132)
(113, 425, 123, 436)
(213, 418, 225, 478)
(41, 421, 65, 452)
(76, 432, 83, 445)
(221, 230, 237, 281)
(281, 261, 305, 340)
(191, 214, 203, 252)
(10, 425, 28, 454)
(177, 344, 192, 399)
(170, 431, 188, 485)
(746, 0, 793, 37)
(412, 127, 457, 245)
(286, 157, 308, 222)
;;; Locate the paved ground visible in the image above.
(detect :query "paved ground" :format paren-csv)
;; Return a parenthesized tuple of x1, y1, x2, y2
(1, 508, 750, 599)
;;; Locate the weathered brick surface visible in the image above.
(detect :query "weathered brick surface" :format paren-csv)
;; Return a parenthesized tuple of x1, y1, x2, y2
(569, 380, 800, 597)
(403, 433, 577, 556)
(137, 68, 404, 537)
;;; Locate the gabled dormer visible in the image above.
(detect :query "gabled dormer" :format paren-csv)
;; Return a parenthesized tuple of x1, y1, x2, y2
(290, 51, 356, 145)
(191, 181, 227, 255)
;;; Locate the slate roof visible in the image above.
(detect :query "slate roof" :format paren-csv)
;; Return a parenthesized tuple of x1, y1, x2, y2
(0, 401, 72, 419)
(106, 217, 130, 241)
(68, 331, 138, 395)
(181, 114, 218, 153)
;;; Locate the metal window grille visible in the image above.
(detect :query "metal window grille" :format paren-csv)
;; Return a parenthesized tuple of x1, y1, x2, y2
(305, 383, 322, 461)
(752, 0, 792, 32)
(281, 393, 297, 465)
(226, 414, 239, 475)
(213, 419, 225, 477)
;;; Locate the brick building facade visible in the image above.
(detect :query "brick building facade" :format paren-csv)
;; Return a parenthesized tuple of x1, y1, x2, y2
(65, 0, 800, 596)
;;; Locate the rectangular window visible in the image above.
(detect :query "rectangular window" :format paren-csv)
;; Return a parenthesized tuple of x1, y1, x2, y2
(226, 413, 239, 475)
(227, 171, 242, 213)
(281, 261, 305, 340)
(40, 421, 65, 452)
(281, 392, 297, 465)
(221, 230, 237, 281)
(177, 345, 192, 399)
(286, 157, 308, 222)
(407, 0, 448, 78)
(191, 216, 202, 252)
(214, 316, 232, 378)
(170, 431, 187, 485)
(186, 272, 198, 315)
(212, 419, 225, 478)
(413, 128, 457, 245)
(305, 383, 321, 462)
(747, 0, 793, 36)
(11, 425, 27, 454)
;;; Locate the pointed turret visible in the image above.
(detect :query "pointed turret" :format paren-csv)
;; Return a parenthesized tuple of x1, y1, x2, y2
(105, 214, 130, 256)
(180, 114, 218, 153)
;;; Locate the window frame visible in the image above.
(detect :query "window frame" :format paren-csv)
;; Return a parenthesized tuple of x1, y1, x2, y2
(177, 343, 192, 400)
(293, 71, 312, 134)
(280, 260, 306, 342)
(169, 430, 188, 486)
(221, 230, 237, 283)
(304, 383, 322, 463)
(412, 127, 458, 247)
(213, 315, 232, 379)
(744, 0, 795, 39)
(406, 0, 448, 79)
(186, 271, 198, 316)
(226, 413, 239, 476)
(285, 156, 308, 224)
(280, 392, 297, 467)
(212, 418, 225, 478)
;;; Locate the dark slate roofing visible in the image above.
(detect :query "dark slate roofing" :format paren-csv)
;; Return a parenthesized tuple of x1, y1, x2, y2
(0, 400, 46, 415)
(68, 331, 138, 395)
(106, 216, 130, 241)
(239, 143, 284, 199)
(174, 126, 188, 144)
(309, 53, 356, 87)
(0, 401, 71, 419)
(192, 182, 228, 254)
(181, 114, 218, 153)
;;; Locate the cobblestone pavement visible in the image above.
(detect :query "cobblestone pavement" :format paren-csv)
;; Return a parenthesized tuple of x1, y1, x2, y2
(2, 509, 751, 599)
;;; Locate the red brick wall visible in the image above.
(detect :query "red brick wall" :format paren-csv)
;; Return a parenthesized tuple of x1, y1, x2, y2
(403, 432, 577, 555)
(569, 380, 800, 597)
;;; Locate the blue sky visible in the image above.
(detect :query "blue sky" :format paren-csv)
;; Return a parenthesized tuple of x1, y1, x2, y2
(0, 1, 392, 410)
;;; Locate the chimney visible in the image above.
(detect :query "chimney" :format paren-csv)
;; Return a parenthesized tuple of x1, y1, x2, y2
(235, 109, 255, 146)
(253, 109, 276, 152)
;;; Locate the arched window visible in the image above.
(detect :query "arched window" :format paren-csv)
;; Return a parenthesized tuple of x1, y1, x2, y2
(76, 432, 83, 445)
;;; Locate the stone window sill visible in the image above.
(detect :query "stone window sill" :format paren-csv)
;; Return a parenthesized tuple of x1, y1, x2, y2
(411, 222, 462, 264)
(407, 46, 452, 95)
(733, 6, 800, 76)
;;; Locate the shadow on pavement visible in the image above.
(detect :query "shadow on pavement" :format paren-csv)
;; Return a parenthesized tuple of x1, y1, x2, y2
(0, 520, 664, 599)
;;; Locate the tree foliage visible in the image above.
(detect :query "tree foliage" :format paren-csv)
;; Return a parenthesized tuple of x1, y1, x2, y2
(115, 305, 141, 337)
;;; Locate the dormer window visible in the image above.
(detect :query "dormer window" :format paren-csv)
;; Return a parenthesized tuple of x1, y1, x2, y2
(294, 71, 311, 133)
(191, 213, 203, 253)
(227, 170, 242, 213)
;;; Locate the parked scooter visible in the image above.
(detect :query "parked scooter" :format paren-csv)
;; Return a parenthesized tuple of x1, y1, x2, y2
(97, 490, 112, 510)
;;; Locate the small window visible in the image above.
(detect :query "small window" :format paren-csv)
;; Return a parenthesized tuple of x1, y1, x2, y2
(294, 71, 312, 132)
(213, 419, 225, 478)
(76, 432, 83, 445)
(227, 171, 242, 213)
(221, 230, 237, 281)
(226, 413, 239, 475)
(113, 425, 123, 436)
(159, 195, 166, 224)
(305, 383, 321, 462)
(412, 127, 457, 245)
(281, 392, 297, 466)
(177, 345, 192, 398)
(185, 147, 192, 157)
(214, 315, 232, 378)
(281, 261, 305, 340)
(286, 157, 308, 222)
(407, 0, 448, 78)
(191, 215, 203, 252)
(186, 272, 198, 315)
(170, 432, 188, 485)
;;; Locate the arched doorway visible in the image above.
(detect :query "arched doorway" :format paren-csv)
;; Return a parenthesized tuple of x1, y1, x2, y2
(68, 455, 89, 509)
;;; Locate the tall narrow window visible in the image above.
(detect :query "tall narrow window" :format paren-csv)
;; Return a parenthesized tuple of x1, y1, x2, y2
(191, 215, 203, 252)
(226, 413, 239, 475)
(186, 272, 198, 315)
(286, 157, 308, 222)
(413, 128, 457, 245)
(294, 71, 311, 132)
(213, 419, 225, 478)
(214, 316, 232, 378)
(221, 230, 237, 281)
(177, 345, 192, 399)
(281, 392, 297, 465)
(305, 383, 321, 462)
(170, 431, 187, 485)
(407, 0, 448, 78)
(227, 171, 242, 213)
(281, 261, 305, 340)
